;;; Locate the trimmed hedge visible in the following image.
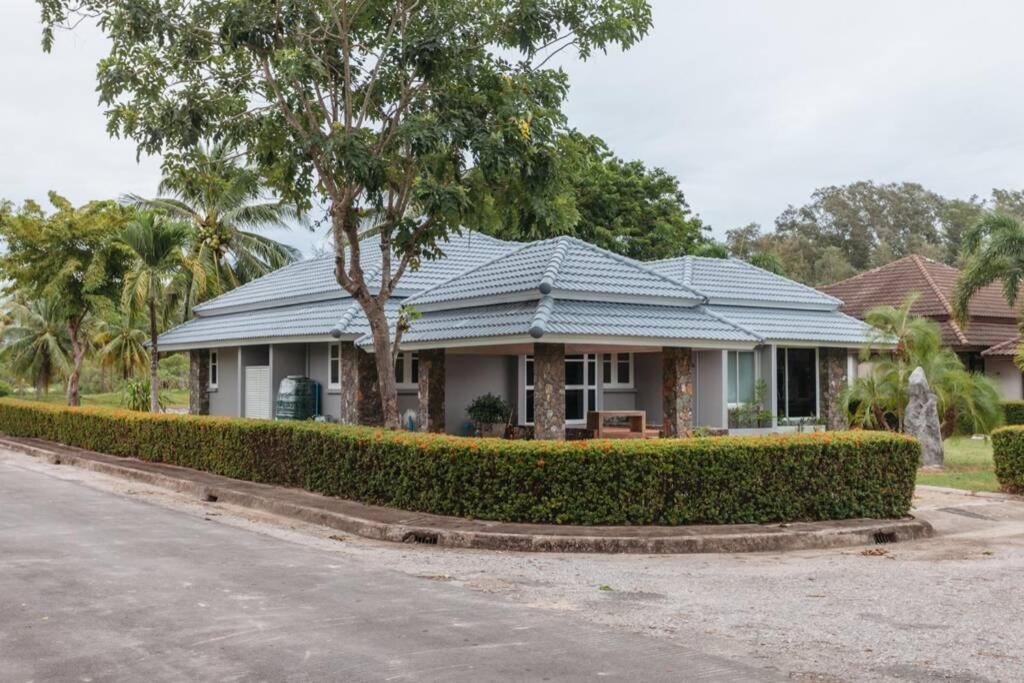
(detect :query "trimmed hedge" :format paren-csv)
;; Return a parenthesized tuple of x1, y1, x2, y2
(992, 426, 1024, 493)
(1002, 401, 1024, 426)
(0, 399, 920, 525)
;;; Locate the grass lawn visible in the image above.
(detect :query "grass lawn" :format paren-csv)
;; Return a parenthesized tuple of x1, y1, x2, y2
(14, 388, 189, 410)
(917, 436, 1000, 492)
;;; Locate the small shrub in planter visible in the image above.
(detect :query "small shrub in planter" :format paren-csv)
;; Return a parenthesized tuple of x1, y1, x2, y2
(993, 426, 1024, 493)
(466, 393, 512, 437)
(1002, 401, 1024, 426)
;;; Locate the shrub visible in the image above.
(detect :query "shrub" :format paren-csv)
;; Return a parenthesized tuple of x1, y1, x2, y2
(992, 426, 1024, 493)
(121, 378, 165, 412)
(0, 399, 921, 525)
(466, 393, 512, 432)
(1002, 401, 1024, 426)
(0, 380, 11, 397)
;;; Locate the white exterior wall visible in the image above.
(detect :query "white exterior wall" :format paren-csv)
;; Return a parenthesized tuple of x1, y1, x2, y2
(445, 354, 517, 435)
(985, 357, 1023, 400)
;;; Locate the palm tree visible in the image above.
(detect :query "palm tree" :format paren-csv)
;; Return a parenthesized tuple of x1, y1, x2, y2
(119, 213, 190, 412)
(0, 297, 71, 398)
(94, 311, 149, 381)
(124, 142, 304, 319)
(844, 295, 1002, 436)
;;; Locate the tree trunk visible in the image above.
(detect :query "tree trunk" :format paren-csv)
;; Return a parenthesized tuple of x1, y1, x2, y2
(941, 405, 956, 440)
(363, 299, 400, 430)
(148, 298, 160, 413)
(66, 319, 86, 407)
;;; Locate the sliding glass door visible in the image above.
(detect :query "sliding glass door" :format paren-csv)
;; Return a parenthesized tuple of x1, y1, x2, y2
(776, 347, 818, 420)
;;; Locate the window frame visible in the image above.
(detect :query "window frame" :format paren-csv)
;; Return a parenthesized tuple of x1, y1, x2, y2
(521, 353, 598, 426)
(208, 350, 219, 391)
(776, 346, 820, 421)
(395, 351, 419, 389)
(726, 350, 756, 408)
(328, 343, 341, 390)
(601, 352, 634, 389)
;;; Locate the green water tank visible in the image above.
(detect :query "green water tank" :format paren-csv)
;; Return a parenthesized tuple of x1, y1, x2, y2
(275, 376, 320, 420)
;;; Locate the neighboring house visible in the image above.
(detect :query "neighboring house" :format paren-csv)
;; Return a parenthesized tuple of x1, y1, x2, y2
(821, 254, 1023, 399)
(159, 232, 877, 439)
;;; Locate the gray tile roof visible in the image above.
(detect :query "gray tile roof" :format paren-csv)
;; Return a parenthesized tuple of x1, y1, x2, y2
(192, 231, 513, 314)
(410, 236, 704, 307)
(649, 256, 841, 308)
(391, 299, 760, 346)
(705, 305, 875, 345)
(159, 299, 353, 349)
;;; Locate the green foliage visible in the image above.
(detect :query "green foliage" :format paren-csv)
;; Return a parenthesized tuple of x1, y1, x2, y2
(0, 297, 71, 393)
(125, 141, 303, 315)
(991, 427, 1024, 493)
(953, 211, 1024, 325)
(478, 131, 709, 260)
(728, 379, 772, 428)
(843, 295, 1003, 436)
(0, 380, 11, 397)
(93, 312, 148, 381)
(0, 399, 920, 525)
(1002, 401, 1024, 425)
(121, 378, 165, 412)
(466, 393, 512, 429)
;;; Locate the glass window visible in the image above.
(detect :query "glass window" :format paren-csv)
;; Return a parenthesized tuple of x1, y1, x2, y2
(776, 347, 817, 419)
(209, 351, 218, 389)
(410, 353, 419, 384)
(617, 356, 631, 385)
(727, 351, 755, 405)
(565, 355, 585, 385)
(566, 389, 584, 421)
(602, 356, 613, 384)
(395, 354, 405, 385)
(328, 344, 340, 388)
(601, 353, 633, 387)
(522, 353, 597, 425)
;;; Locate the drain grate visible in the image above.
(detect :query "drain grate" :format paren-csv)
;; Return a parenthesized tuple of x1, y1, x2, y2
(873, 531, 897, 544)
(403, 531, 439, 545)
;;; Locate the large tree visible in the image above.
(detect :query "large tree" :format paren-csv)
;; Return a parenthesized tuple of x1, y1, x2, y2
(479, 131, 708, 260)
(0, 297, 71, 398)
(38, 0, 653, 429)
(0, 193, 132, 405)
(119, 212, 190, 412)
(126, 141, 304, 319)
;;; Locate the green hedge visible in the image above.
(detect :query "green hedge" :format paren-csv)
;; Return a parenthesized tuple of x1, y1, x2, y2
(1003, 401, 1024, 426)
(992, 426, 1024, 493)
(0, 399, 920, 525)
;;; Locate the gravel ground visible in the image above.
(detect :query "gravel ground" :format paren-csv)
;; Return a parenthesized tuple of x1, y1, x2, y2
(4, 450, 1022, 682)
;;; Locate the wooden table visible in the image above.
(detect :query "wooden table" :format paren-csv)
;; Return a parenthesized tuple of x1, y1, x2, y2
(586, 410, 647, 439)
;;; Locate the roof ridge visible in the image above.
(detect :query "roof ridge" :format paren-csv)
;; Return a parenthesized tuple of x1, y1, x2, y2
(539, 237, 571, 294)
(682, 256, 694, 285)
(563, 237, 707, 301)
(529, 294, 556, 338)
(402, 239, 539, 305)
(911, 254, 969, 345)
(821, 253, 922, 289)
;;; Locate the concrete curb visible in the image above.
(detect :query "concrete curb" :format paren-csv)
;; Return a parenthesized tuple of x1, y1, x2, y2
(1, 436, 934, 554)
(916, 484, 1024, 503)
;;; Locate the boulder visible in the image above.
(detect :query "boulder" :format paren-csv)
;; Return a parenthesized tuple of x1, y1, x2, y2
(904, 366, 944, 468)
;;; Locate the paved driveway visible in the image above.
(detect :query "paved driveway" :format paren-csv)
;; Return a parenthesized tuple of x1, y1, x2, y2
(0, 456, 775, 682)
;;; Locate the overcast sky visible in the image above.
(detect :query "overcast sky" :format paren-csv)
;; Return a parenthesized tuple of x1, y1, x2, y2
(2, 1, 1022, 256)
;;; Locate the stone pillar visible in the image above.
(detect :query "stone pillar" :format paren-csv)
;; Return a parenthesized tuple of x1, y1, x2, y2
(819, 348, 849, 431)
(533, 343, 565, 440)
(662, 347, 694, 438)
(338, 342, 360, 425)
(417, 349, 446, 433)
(188, 350, 210, 415)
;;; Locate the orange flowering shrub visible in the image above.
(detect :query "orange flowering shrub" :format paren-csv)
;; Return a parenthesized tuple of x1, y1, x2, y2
(0, 399, 919, 525)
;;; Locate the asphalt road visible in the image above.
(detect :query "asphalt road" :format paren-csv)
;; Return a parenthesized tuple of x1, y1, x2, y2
(0, 459, 777, 682)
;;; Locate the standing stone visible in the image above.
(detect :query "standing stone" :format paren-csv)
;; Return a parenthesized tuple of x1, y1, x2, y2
(418, 349, 446, 433)
(338, 342, 361, 425)
(533, 343, 565, 440)
(662, 347, 694, 437)
(819, 348, 849, 431)
(188, 349, 210, 416)
(905, 366, 943, 468)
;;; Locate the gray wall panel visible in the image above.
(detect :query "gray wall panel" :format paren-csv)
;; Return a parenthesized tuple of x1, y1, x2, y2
(208, 346, 239, 417)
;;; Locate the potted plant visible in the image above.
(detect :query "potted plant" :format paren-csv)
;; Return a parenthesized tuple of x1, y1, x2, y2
(466, 393, 512, 437)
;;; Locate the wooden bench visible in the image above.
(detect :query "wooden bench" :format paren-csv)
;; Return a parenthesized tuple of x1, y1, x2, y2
(586, 410, 647, 439)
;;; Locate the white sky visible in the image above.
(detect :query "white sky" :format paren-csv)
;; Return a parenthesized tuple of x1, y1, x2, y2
(2, 1, 1023, 256)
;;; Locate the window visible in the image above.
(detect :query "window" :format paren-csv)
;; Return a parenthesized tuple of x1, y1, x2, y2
(208, 351, 219, 390)
(601, 353, 633, 388)
(523, 354, 598, 425)
(328, 344, 341, 390)
(395, 352, 419, 388)
(776, 347, 818, 419)
(726, 351, 755, 406)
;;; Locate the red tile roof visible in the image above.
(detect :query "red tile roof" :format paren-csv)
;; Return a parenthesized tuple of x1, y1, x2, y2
(982, 336, 1021, 357)
(820, 254, 1019, 351)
